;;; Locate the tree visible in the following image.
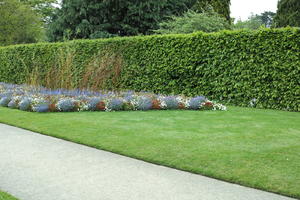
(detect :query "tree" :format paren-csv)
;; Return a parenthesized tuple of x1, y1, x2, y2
(0, 0, 44, 46)
(260, 11, 276, 28)
(155, 10, 231, 34)
(192, 0, 231, 22)
(234, 12, 275, 30)
(48, 0, 231, 41)
(274, 0, 300, 27)
(20, 0, 58, 23)
(48, 0, 195, 41)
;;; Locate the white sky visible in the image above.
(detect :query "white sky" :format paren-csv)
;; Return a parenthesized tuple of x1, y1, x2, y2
(231, 0, 279, 21)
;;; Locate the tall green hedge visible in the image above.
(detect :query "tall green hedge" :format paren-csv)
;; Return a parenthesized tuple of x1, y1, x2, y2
(0, 28, 299, 111)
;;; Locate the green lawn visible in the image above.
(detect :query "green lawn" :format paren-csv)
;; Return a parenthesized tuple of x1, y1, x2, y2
(0, 191, 18, 200)
(0, 106, 299, 198)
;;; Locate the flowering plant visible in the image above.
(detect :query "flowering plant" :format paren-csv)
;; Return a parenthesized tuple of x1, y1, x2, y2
(0, 82, 227, 112)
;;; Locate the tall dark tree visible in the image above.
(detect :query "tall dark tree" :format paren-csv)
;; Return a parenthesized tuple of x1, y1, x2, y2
(48, 0, 195, 41)
(260, 11, 276, 27)
(48, 0, 231, 41)
(274, 0, 300, 27)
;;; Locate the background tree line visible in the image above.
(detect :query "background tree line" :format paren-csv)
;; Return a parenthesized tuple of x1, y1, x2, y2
(0, 0, 299, 46)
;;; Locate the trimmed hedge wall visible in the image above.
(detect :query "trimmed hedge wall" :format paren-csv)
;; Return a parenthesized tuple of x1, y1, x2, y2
(0, 28, 299, 111)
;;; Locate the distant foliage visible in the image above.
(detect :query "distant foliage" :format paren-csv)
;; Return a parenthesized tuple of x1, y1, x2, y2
(192, 0, 231, 22)
(155, 10, 231, 34)
(47, 0, 231, 41)
(0, 0, 44, 46)
(234, 15, 263, 30)
(20, 0, 58, 24)
(47, 0, 193, 41)
(234, 12, 276, 30)
(274, 0, 300, 27)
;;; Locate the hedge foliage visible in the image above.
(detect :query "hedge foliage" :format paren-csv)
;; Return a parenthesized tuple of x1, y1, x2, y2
(0, 28, 299, 111)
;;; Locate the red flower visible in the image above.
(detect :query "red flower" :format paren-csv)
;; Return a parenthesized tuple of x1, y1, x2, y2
(96, 101, 106, 111)
(204, 101, 213, 108)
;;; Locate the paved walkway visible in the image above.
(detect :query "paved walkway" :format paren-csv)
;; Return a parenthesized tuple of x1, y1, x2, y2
(0, 123, 296, 200)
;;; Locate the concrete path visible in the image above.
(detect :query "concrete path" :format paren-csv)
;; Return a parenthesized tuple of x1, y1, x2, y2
(0, 123, 296, 200)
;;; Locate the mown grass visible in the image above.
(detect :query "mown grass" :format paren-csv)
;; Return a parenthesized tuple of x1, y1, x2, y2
(0, 190, 18, 200)
(0, 106, 299, 198)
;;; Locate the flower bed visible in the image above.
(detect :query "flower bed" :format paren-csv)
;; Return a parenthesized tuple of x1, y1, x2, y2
(0, 83, 226, 112)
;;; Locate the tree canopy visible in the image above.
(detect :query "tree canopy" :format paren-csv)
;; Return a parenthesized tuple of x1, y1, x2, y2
(0, 0, 44, 46)
(274, 0, 300, 27)
(155, 10, 231, 34)
(20, 0, 58, 23)
(192, 0, 231, 22)
(48, 0, 231, 41)
(234, 12, 276, 30)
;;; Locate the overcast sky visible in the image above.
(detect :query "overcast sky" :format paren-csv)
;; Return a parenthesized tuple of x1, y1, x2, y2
(231, 0, 279, 21)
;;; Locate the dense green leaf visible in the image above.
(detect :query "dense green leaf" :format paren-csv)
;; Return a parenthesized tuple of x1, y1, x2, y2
(0, 28, 299, 111)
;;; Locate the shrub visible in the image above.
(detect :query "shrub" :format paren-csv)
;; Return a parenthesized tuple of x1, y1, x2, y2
(163, 96, 179, 110)
(106, 98, 124, 111)
(0, 97, 11, 107)
(0, 28, 299, 111)
(19, 98, 32, 111)
(33, 104, 49, 112)
(57, 99, 76, 112)
(155, 10, 231, 34)
(8, 99, 18, 109)
(136, 96, 152, 111)
(87, 98, 102, 111)
(189, 96, 207, 110)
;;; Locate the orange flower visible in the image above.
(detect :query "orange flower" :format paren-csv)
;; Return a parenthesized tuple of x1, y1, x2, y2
(152, 99, 161, 110)
(178, 102, 185, 109)
(49, 103, 57, 112)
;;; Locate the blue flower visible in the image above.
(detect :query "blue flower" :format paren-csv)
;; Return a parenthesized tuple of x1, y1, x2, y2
(164, 96, 179, 109)
(34, 104, 49, 112)
(189, 96, 206, 110)
(137, 97, 152, 111)
(8, 100, 18, 109)
(0, 97, 11, 107)
(106, 98, 123, 111)
(87, 98, 102, 111)
(57, 99, 75, 112)
(19, 98, 32, 111)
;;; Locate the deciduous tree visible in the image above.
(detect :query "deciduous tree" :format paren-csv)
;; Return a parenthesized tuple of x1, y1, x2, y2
(0, 0, 44, 45)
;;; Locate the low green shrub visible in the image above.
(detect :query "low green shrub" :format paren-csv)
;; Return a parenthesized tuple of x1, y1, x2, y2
(0, 28, 299, 111)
